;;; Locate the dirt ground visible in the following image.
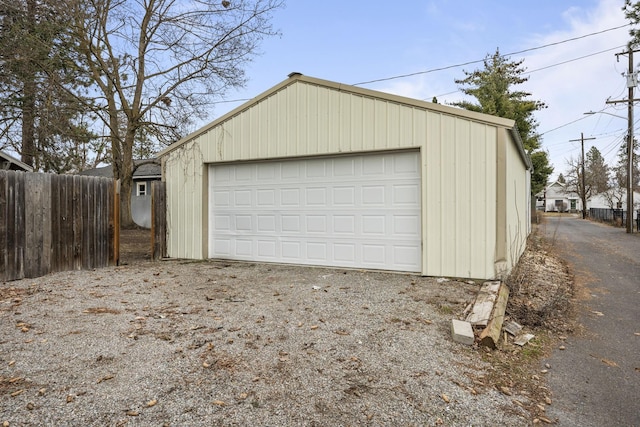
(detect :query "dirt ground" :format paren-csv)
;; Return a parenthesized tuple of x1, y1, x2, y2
(119, 228, 152, 264)
(0, 224, 574, 426)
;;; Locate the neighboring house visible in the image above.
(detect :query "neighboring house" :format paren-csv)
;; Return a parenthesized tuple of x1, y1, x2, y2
(587, 189, 640, 210)
(587, 189, 640, 221)
(0, 150, 33, 172)
(79, 160, 161, 228)
(158, 73, 532, 280)
(536, 181, 581, 213)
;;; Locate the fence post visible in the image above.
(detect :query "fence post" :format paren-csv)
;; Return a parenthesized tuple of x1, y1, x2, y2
(151, 181, 166, 260)
(113, 180, 120, 266)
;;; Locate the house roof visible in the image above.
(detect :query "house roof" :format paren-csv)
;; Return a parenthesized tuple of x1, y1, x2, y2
(79, 160, 161, 179)
(158, 73, 531, 169)
(0, 150, 33, 172)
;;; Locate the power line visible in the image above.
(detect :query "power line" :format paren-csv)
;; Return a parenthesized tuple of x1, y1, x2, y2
(427, 45, 626, 101)
(352, 23, 631, 86)
(527, 45, 625, 74)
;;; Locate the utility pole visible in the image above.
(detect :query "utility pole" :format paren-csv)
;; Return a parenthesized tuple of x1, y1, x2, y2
(570, 133, 596, 219)
(606, 46, 639, 233)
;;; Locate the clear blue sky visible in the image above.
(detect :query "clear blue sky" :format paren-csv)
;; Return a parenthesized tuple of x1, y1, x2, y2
(210, 0, 634, 181)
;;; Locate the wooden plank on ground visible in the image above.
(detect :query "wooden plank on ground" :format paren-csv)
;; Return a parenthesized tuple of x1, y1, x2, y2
(466, 281, 501, 326)
(479, 282, 510, 349)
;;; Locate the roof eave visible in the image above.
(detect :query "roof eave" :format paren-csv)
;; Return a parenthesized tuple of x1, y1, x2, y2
(0, 151, 33, 172)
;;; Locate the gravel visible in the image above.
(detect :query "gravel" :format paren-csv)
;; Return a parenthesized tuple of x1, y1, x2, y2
(1, 260, 532, 426)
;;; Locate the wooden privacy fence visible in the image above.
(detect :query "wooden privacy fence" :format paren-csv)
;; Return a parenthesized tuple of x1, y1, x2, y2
(0, 170, 119, 282)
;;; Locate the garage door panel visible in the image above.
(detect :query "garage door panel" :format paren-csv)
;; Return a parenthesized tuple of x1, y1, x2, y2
(334, 243, 356, 262)
(362, 215, 385, 234)
(234, 190, 252, 206)
(209, 151, 421, 272)
(257, 189, 275, 206)
(257, 215, 276, 232)
(394, 151, 420, 174)
(333, 157, 356, 176)
(362, 186, 385, 205)
(257, 240, 277, 257)
(394, 215, 420, 235)
(281, 188, 300, 205)
(362, 244, 386, 265)
(282, 215, 301, 232)
(307, 242, 327, 260)
(333, 215, 355, 234)
(306, 215, 327, 233)
(363, 156, 385, 175)
(236, 239, 252, 256)
(214, 214, 231, 231)
(306, 187, 327, 205)
(393, 184, 420, 204)
(306, 161, 326, 178)
(333, 187, 355, 205)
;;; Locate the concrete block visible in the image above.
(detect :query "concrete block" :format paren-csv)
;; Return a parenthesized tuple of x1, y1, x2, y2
(451, 319, 475, 345)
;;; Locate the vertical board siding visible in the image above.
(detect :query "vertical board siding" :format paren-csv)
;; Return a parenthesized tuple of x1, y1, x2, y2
(0, 171, 118, 282)
(423, 113, 497, 279)
(504, 132, 529, 272)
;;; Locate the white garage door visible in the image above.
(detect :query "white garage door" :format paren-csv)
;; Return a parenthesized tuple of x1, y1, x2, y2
(208, 151, 422, 272)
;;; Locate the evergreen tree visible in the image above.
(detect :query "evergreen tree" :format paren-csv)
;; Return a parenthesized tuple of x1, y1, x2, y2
(612, 137, 640, 191)
(0, 0, 99, 172)
(624, 1, 640, 46)
(585, 146, 610, 194)
(530, 151, 554, 196)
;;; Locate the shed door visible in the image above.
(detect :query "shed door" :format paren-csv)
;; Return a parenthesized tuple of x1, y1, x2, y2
(208, 151, 422, 272)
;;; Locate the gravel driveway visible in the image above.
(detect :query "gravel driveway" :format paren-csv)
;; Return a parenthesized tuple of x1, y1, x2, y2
(1, 260, 532, 426)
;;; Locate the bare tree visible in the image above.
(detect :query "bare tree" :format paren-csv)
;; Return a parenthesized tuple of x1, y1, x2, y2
(601, 187, 625, 210)
(564, 146, 610, 216)
(564, 156, 590, 214)
(68, 0, 283, 226)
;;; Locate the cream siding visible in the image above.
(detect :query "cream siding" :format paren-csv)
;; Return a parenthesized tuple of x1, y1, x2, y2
(161, 75, 529, 279)
(422, 115, 497, 279)
(502, 128, 530, 276)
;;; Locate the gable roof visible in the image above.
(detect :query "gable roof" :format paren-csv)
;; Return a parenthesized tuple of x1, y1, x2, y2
(0, 150, 33, 172)
(79, 160, 161, 179)
(158, 73, 531, 169)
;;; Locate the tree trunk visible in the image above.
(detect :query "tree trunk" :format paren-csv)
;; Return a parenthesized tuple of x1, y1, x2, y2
(20, 0, 37, 168)
(116, 127, 136, 229)
(21, 76, 36, 168)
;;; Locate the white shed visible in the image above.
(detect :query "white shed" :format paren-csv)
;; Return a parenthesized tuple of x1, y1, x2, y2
(159, 73, 531, 280)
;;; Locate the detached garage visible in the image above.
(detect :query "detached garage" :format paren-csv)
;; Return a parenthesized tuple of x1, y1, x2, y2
(159, 73, 531, 280)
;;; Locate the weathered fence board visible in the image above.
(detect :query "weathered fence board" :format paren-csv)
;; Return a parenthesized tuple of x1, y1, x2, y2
(151, 181, 167, 260)
(0, 170, 120, 282)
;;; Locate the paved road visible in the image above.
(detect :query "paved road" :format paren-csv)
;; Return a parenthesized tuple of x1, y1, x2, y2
(540, 216, 639, 427)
